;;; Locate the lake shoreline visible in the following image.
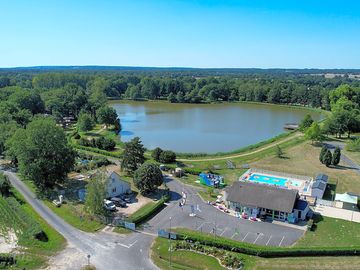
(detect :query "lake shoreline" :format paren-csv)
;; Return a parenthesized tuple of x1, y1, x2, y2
(111, 100, 326, 155)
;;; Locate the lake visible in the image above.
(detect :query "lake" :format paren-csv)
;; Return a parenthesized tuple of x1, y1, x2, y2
(111, 101, 323, 154)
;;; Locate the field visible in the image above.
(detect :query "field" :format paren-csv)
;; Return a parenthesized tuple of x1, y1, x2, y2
(0, 190, 65, 269)
(151, 237, 360, 270)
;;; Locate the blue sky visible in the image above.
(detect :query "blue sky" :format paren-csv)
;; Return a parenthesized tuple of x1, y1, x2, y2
(0, 0, 359, 68)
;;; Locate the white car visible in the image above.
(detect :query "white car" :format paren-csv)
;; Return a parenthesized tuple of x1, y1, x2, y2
(104, 200, 116, 211)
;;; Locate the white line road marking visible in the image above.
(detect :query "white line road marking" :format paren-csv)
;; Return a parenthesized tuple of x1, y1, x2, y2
(196, 222, 205, 231)
(266, 235, 272, 246)
(231, 233, 236, 239)
(279, 236, 285, 247)
(253, 233, 263, 244)
(220, 228, 227, 236)
(128, 240, 138, 248)
(242, 232, 249, 241)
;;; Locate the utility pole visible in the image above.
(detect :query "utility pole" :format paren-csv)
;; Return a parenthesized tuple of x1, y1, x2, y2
(169, 216, 172, 268)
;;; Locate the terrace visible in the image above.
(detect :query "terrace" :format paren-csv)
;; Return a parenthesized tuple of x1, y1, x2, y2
(240, 168, 313, 196)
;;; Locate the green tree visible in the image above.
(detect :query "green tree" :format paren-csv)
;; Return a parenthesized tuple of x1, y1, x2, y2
(167, 92, 176, 103)
(121, 137, 146, 173)
(322, 150, 332, 167)
(133, 163, 163, 194)
(84, 171, 107, 216)
(77, 112, 94, 131)
(96, 106, 118, 127)
(159, 150, 176, 163)
(299, 114, 314, 131)
(6, 117, 75, 191)
(332, 147, 341, 166)
(151, 147, 163, 162)
(319, 146, 327, 163)
(0, 172, 11, 197)
(305, 122, 323, 144)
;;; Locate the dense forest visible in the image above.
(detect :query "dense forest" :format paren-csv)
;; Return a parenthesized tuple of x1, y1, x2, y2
(1, 68, 360, 111)
(1, 68, 360, 158)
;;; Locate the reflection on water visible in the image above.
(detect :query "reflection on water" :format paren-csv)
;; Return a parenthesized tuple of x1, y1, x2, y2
(111, 101, 323, 153)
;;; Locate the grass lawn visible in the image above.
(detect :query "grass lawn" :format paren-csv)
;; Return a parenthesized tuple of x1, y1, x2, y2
(295, 216, 360, 247)
(2, 190, 66, 270)
(45, 201, 104, 232)
(251, 141, 360, 195)
(183, 135, 306, 187)
(250, 256, 360, 270)
(344, 149, 360, 165)
(152, 237, 360, 270)
(151, 237, 227, 270)
(21, 175, 104, 233)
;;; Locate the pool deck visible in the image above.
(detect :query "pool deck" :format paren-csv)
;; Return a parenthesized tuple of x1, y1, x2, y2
(240, 168, 313, 195)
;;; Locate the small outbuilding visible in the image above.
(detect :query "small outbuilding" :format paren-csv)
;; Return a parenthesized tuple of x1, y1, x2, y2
(199, 173, 224, 188)
(335, 192, 359, 210)
(310, 174, 328, 199)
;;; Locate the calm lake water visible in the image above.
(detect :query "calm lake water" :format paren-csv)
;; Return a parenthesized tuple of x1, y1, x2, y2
(111, 101, 323, 154)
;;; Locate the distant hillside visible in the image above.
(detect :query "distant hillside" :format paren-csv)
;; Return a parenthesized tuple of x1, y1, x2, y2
(1, 66, 360, 77)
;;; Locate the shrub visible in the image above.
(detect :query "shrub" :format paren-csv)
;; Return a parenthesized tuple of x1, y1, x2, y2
(78, 136, 116, 151)
(159, 150, 176, 163)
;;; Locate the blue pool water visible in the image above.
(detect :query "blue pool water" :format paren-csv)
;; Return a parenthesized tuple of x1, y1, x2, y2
(248, 173, 288, 187)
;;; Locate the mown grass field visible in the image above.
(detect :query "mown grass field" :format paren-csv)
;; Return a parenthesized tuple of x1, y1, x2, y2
(0, 189, 65, 269)
(295, 216, 360, 247)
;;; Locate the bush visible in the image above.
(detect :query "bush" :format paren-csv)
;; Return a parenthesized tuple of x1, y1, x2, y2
(78, 136, 116, 151)
(73, 144, 122, 158)
(159, 150, 176, 163)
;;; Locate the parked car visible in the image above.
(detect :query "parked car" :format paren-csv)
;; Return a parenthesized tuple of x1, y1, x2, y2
(110, 197, 126, 207)
(122, 196, 132, 203)
(104, 200, 116, 211)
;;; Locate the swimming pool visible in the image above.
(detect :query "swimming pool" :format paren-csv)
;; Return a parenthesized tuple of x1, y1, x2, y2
(248, 173, 287, 187)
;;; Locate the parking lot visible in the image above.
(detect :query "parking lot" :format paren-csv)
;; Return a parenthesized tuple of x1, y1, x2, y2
(143, 177, 305, 247)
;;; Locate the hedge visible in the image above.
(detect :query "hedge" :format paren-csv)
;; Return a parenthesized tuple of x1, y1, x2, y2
(175, 229, 360, 258)
(128, 195, 170, 224)
(72, 143, 123, 158)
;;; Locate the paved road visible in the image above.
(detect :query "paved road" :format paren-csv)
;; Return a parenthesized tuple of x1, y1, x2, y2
(3, 169, 305, 269)
(142, 176, 305, 247)
(4, 171, 158, 270)
(324, 141, 360, 176)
